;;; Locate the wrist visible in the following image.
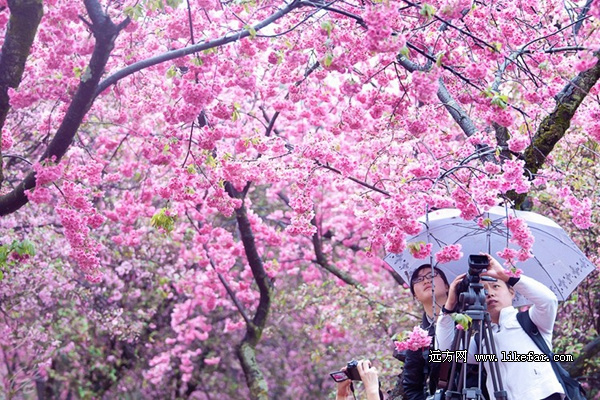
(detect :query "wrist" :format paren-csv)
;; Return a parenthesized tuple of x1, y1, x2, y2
(507, 276, 520, 286)
(442, 305, 455, 314)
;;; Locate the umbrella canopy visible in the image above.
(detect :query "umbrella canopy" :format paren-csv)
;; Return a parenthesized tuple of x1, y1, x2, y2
(384, 206, 596, 307)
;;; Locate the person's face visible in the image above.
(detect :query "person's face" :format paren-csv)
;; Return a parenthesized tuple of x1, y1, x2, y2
(413, 269, 448, 305)
(483, 280, 515, 321)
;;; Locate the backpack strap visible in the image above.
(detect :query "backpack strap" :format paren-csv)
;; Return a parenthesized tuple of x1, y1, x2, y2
(516, 311, 553, 355)
(516, 311, 585, 400)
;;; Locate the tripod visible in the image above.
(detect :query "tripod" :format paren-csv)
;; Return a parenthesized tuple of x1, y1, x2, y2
(441, 277, 507, 400)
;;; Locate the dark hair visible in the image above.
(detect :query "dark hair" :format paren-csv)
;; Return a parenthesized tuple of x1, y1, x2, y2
(409, 264, 449, 296)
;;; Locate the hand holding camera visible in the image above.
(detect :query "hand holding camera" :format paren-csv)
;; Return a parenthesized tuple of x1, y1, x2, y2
(331, 359, 381, 400)
(479, 253, 510, 283)
(444, 254, 501, 312)
(330, 360, 362, 383)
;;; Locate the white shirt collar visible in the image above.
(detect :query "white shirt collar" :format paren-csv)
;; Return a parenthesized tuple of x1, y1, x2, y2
(491, 306, 518, 331)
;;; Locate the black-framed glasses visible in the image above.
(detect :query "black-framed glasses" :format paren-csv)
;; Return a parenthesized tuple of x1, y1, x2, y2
(413, 271, 439, 284)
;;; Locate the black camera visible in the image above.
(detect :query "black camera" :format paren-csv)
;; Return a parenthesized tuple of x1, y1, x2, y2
(329, 360, 362, 382)
(467, 254, 489, 276)
(456, 254, 490, 294)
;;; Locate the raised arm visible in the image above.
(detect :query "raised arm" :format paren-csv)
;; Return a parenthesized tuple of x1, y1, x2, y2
(512, 275, 558, 335)
(435, 273, 466, 352)
(480, 253, 558, 335)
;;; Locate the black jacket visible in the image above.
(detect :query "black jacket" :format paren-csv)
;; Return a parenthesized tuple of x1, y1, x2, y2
(399, 312, 489, 400)
(401, 313, 439, 400)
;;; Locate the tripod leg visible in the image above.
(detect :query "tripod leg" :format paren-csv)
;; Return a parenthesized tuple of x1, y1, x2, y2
(482, 317, 507, 400)
(443, 323, 467, 400)
(464, 319, 484, 400)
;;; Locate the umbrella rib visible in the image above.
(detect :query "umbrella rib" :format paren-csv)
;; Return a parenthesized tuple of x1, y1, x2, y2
(526, 255, 566, 301)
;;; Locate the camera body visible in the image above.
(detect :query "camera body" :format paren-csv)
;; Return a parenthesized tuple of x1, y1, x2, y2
(345, 360, 362, 381)
(454, 254, 493, 312)
(467, 254, 489, 276)
(329, 360, 362, 382)
(456, 255, 490, 294)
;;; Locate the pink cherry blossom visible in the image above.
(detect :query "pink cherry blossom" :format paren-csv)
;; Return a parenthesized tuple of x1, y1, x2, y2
(435, 244, 463, 264)
(394, 326, 432, 352)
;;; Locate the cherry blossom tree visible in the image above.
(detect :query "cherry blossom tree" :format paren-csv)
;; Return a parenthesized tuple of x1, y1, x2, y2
(0, 0, 599, 398)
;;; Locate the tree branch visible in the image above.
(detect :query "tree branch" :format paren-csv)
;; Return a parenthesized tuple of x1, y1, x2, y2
(94, 0, 302, 98)
(509, 57, 600, 207)
(396, 54, 497, 164)
(0, 0, 129, 216)
(0, 0, 44, 184)
(204, 245, 255, 328)
(310, 215, 362, 287)
(315, 161, 390, 196)
(225, 181, 272, 400)
(574, 0, 594, 36)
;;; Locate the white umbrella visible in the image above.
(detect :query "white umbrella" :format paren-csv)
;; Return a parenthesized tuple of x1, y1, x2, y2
(384, 206, 596, 306)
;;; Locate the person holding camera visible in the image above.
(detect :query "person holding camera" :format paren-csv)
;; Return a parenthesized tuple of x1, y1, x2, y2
(435, 253, 565, 400)
(400, 264, 450, 400)
(335, 359, 382, 400)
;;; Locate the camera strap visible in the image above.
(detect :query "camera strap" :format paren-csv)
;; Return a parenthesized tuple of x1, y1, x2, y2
(349, 382, 357, 400)
(349, 381, 384, 400)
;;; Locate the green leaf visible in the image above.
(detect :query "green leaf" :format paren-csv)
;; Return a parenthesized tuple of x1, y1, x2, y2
(399, 46, 410, 58)
(123, 5, 144, 20)
(491, 93, 508, 109)
(166, 0, 183, 8)
(232, 102, 241, 121)
(323, 53, 333, 67)
(321, 21, 333, 36)
(537, 193, 551, 202)
(490, 41, 502, 52)
(206, 154, 217, 168)
(166, 65, 177, 78)
(407, 241, 426, 255)
(481, 87, 494, 98)
(245, 24, 257, 39)
(158, 276, 171, 286)
(15, 240, 35, 256)
(451, 313, 473, 330)
(436, 52, 445, 67)
(0, 245, 9, 264)
(151, 208, 176, 233)
(420, 4, 436, 18)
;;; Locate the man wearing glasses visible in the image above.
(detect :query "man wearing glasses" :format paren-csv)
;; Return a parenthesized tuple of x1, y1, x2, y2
(400, 264, 450, 400)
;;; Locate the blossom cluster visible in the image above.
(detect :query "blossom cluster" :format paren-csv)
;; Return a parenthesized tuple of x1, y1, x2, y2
(435, 244, 463, 264)
(559, 187, 593, 229)
(394, 326, 432, 352)
(496, 216, 534, 269)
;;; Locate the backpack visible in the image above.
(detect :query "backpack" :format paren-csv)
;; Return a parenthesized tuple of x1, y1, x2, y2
(516, 311, 587, 400)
